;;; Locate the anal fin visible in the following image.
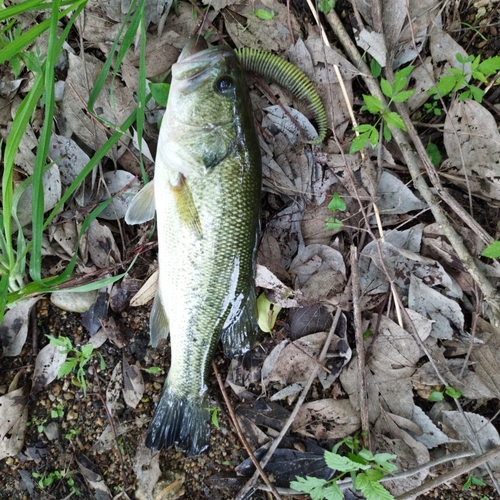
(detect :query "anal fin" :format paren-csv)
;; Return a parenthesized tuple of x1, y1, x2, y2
(150, 291, 169, 348)
(221, 288, 258, 358)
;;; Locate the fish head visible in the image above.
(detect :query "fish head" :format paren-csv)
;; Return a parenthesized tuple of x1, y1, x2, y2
(157, 37, 255, 179)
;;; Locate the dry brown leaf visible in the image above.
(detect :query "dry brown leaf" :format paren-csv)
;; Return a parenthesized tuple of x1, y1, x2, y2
(262, 331, 349, 390)
(409, 275, 464, 339)
(341, 315, 421, 423)
(76, 456, 112, 500)
(87, 220, 121, 269)
(133, 445, 162, 500)
(130, 270, 159, 307)
(442, 410, 500, 473)
(31, 343, 68, 394)
(17, 165, 62, 227)
(92, 423, 134, 453)
(0, 298, 40, 357)
(293, 399, 360, 440)
(373, 410, 430, 496)
(123, 356, 144, 409)
(471, 332, 500, 399)
(224, 0, 300, 53)
(360, 234, 462, 298)
(443, 99, 500, 201)
(62, 52, 134, 161)
(289, 244, 346, 288)
(106, 361, 123, 416)
(0, 386, 29, 460)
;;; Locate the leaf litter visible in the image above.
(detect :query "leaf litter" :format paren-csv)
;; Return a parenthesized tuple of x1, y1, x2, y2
(1, 0, 500, 498)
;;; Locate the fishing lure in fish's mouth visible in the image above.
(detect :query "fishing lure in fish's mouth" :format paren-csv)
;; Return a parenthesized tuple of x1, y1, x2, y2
(235, 46, 328, 144)
(125, 36, 326, 456)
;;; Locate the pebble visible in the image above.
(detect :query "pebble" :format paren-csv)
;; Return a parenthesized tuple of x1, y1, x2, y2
(66, 410, 78, 421)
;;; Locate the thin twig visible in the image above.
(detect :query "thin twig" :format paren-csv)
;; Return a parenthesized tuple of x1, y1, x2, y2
(235, 308, 343, 500)
(395, 445, 500, 500)
(350, 245, 370, 449)
(212, 361, 283, 500)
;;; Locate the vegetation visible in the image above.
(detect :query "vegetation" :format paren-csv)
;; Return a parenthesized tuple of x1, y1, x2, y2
(291, 436, 398, 500)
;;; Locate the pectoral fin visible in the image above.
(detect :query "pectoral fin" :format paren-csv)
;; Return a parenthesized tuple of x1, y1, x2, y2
(221, 288, 258, 357)
(150, 291, 169, 348)
(171, 175, 202, 237)
(125, 181, 156, 225)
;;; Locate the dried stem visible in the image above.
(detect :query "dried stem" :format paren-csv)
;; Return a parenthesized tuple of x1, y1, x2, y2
(350, 245, 370, 449)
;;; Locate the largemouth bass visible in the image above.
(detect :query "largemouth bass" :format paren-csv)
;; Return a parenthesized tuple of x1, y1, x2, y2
(125, 36, 261, 455)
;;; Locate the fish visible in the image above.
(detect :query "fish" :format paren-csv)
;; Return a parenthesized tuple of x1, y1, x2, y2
(125, 36, 262, 455)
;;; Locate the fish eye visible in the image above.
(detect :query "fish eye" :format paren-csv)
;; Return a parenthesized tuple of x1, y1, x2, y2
(215, 75, 235, 93)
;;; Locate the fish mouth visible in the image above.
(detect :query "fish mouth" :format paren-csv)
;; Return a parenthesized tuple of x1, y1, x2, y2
(173, 37, 235, 91)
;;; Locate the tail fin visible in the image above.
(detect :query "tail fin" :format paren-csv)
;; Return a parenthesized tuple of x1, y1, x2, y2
(145, 385, 210, 456)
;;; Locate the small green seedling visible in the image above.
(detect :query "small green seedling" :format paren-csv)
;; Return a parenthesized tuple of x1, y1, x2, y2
(206, 407, 221, 428)
(326, 193, 346, 230)
(26, 416, 47, 433)
(47, 335, 96, 397)
(65, 428, 81, 441)
(482, 241, 500, 259)
(32, 469, 80, 495)
(318, 0, 335, 14)
(33, 470, 62, 489)
(425, 140, 441, 167)
(51, 404, 64, 419)
(350, 66, 415, 153)
(463, 475, 485, 491)
(291, 435, 398, 500)
(247, 9, 275, 20)
(429, 385, 463, 402)
(428, 53, 500, 104)
(143, 366, 162, 374)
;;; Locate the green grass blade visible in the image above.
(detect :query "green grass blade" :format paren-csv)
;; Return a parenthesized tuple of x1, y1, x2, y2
(30, 0, 62, 282)
(0, 274, 9, 325)
(0, 0, 83, 21)
(2, 73, 44, 272)
(136, 0, 148, 183)
(0, 4, 80, 65)
(87, 0, 140, 112)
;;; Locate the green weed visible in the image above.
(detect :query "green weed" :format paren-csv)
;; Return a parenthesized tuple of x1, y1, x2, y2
(326, 193, 346, 231)
(428, 53, 500, 104)
(290, 436, 398, 500)
(350, 66, 415, 153)
(205, 407, 221, 428)
(47, 335, 98, 397)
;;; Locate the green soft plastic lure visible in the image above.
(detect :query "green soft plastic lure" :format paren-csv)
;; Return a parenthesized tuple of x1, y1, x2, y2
(236, 46, 328, 144)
